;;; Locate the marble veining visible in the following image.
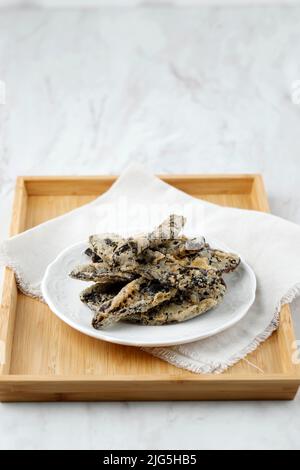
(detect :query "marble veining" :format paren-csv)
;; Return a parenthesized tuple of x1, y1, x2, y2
(0, 6, 300, 450)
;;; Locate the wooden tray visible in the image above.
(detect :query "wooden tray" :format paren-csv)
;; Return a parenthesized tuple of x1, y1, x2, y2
(0, 175, 299, 401)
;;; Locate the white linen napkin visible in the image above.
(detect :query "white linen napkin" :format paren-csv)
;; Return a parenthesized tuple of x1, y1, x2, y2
(1, 164, 300, 374)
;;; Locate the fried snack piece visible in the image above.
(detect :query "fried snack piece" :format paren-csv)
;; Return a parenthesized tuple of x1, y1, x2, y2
(189, 246, 240, 273)
(136, 253, 222, 292)
(88, 233, 124, 265)
(127, 297, 218, 325)
(88, 215, 187, 271)
(69, 263, 136, 283)
(89, 233, 147, 271)
(92, 278, 177, 329)
(149, 214, 186, 242)
(80, 282, 125, 313)
(126, 277, 226, 325)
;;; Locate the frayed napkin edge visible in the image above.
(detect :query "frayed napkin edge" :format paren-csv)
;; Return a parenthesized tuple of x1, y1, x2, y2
(0, 243, 44, 300)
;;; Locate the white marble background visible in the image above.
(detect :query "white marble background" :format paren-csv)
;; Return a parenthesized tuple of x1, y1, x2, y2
(2, 1, 300, 7)
(0, 5, 300, 450)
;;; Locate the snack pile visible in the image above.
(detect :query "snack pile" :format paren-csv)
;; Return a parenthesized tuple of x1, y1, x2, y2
(70, 215, 240, 329)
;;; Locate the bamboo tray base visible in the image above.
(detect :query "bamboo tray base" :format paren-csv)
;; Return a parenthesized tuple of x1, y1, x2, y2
(0, 174, 299, 401)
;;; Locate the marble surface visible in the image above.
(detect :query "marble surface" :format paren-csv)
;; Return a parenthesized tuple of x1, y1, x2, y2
(0, 6, 300, 450)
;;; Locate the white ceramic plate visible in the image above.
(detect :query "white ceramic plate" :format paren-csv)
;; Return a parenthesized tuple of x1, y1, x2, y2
(42, 239, 256, 347)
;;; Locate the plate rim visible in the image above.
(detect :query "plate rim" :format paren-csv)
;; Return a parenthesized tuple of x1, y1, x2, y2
(41, 240, 257, 347)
